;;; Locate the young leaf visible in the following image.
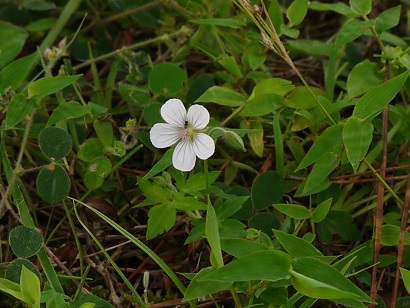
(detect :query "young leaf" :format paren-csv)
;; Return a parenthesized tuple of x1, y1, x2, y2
(195, 86, 247, 106)
(0, 278, 27, 304)
(205, 202, 224, 268)
(146, 204, 176, 239)
(343, 117, 373, 172)
(78, 138, 104, 162)
(137, 177, 172, 203)
(248, 121, 264, 157)
(28, 75, 81, 99)
(349, 0, 372, 16)
(352, 71, 408, 120)
(20, 265, 41, 307)
(286, 0, 309, 27)
(5, 94, 36, 129)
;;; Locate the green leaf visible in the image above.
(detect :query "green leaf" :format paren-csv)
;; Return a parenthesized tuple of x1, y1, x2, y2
(296, 124, 344, 171)
(195, 86, 247, 106)
(217, 55, 242, 78)
(380, 224, 410, 246)
(347, 60, 384, 98)
(273, 203, 311, 219)
(47, 101, 92, 126)
(286, 0, 309, 27)
(118, 82, 150, 107)
(78, 138, 104, 162)
(190, 18, 243, 28)
(343, 117, 373, 172)
(93, 119, 113, 148)
(302, 153, 339, 195)
(20, 266, 41, 307)
(206, 202, 224, 268)
(9, 226, 43, 258)
(0, 277, 27, 304)
(353, 71, 408, 120)
(247, 121, 264, 157)
(274, 230, 323, 257)
(312, 198, 332, 223)
(146, 204, 176, 239)
(183, 171, 220, 193)
(84, 157, 112, 190)
(28, 75, 81, 99)
(309, 1, 354, 16)
(5, 94, 36, 129)
(241, 95, 281, 117)
(148, 63, 187, 96)
(287, 39, 332, 57)
(268, 0, 284, 32)
(5, 259, 40, 284)
(0, 53, 36, 94)
(143, 148, 173, 179)
(172, 196, 207, 211)
(375, 5, 401, 33)
(137, 177, 172, 203)
(400, 268, 410, 294)
(23, 0, 56, 11)
(37, 164, 71, 203)
(199, 250, 291, 283)
(242, 42, 267, 70)
(0, 22, 28, 68)
(252, 171, 285, 210)
(350, 0, 372, 16)
(334, 19, 374, 49)
(39, 127, 73, 161)
(284, 86, 326, 109)
(220, 237, 270, 258)
(291, 257, 373, 302)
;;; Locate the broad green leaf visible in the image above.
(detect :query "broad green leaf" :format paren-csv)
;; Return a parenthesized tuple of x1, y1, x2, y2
(0, 278, 27, 303)
(84, 157, 112, 190)
(94, 119, 113, 148)
(146, 203, 176, 239)
(37, 164, 71, 203)
(143, 148, 173, 179)
(343, 117, 373, 172)
(183, 267, 231, 301)
(190, 18, 243, 28)
(216, 196, 250, 220)
(220, 238, 270, 258)
(273, 203, 311, 219)
(247, 121, 264, 157)
(242, 42, 267, 70)
(9, 226, 43, 258)
(309, 2, 354, 16)
(5, 94, 36, 129)
(334, 19, 374, 48)
(240, 94, 281, 117)
(347, 60, 383, 98)
(274, 230, 323, 257)
(172, 196, 207, 211)
(268, 0, 284, 32)
(47, 101, 92, 126)
(284, 86, 326, 109)
(375, 5, 401, 33)
(39, 127, 73, 161)
(252, 171, 285, 210)
(353, 71, 408, 120)
(183, 171, 221, 193)
(195, 86, 247, 106)
(0, 53, 36, 94)
(312, 198, 332, 223)
(318, 211, 362, 242)
(217, 55, 242, 79)
(28, 75, 81, 99)
(26, 17, 57, 32)
(252, 78, 294, 98)
(148, 63, 186, 96)
(0, 22, 28, 68)
(286, 0, 309, 27)
(296, 124, 344, 171)
(349, 0, 372, 16)
(287, 39, 332, 57)
(78, 138, 104, 162)
(400, 268, 410, 294)
(137, 177, 172, 203)
(5, 259, 40, 284)
(20, 266, 40, 307)
(118, 82, 150, 107)
(302, 153, 339, 195)
(249, 213, 280, 236)
(380, 224, 410, 246)
(292, 257, 373, 302)
(198, 250, 291, 283)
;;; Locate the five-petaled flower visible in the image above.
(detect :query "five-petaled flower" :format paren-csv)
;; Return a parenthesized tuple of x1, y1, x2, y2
(150, 98, 215, 172)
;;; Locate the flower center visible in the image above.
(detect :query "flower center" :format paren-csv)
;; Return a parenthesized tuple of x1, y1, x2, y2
(180, 123, 196, 141)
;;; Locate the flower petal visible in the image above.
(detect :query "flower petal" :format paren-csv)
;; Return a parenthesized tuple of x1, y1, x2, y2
(192, 133, 215, 160)
(161, 99, 187, 127)
(187, 104, 210, 129)
(150, 123, 181, 148)
(173, 140, 196, 171)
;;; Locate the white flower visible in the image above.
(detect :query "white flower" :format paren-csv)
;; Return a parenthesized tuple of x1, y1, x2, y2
(150, 99, 215, 171)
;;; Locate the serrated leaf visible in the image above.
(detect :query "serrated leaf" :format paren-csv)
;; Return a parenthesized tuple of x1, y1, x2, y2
(137, 177, 172, 203)
(28, 75, 81, 99)
(147, 204, 176, 239)
(343, 117, 373, 172)
(352, 71, 408, 120)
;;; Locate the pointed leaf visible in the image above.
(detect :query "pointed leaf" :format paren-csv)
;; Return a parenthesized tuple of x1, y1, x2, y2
(273, 203, 311, 219)
(5, 94, 36, 129)
(28, 75, 81, 99)
(195, 86, 247, 106)
(274, 230, 323, 257)
(20, 266, 41, 306)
